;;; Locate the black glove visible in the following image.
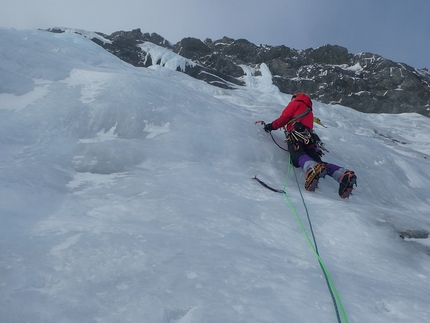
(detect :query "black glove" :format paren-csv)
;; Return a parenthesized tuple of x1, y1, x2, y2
(263, 123, 274, 133)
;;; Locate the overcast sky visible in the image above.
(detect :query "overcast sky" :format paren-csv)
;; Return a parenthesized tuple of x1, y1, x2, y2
(1, 0, 429, 69)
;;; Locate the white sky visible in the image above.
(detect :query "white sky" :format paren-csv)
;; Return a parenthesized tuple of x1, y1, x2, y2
(1, 0, 429, 69)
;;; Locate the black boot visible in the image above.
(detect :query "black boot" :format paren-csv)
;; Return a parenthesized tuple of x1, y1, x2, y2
(338, 171, 357, 198)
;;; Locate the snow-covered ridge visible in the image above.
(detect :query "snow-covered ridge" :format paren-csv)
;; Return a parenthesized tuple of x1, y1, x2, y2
(41, 27, 430, 116)
(47, 27, 112, 44)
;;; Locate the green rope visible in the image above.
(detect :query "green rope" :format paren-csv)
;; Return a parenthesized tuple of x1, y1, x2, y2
(290, 164, 343, 323)
(282, 158, 349, 323)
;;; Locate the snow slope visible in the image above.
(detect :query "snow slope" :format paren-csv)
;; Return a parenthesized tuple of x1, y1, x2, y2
(1, 28, 430, 323)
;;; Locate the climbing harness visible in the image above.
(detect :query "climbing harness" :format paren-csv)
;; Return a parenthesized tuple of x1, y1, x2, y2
(284, 124, 329, 156)
(288, 127, 312, 145)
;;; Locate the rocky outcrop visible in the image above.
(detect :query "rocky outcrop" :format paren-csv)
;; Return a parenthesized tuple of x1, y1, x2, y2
(47, 28, 430, 117)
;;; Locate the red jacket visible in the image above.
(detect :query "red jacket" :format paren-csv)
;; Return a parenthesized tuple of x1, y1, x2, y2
(271, 93, 313, 132)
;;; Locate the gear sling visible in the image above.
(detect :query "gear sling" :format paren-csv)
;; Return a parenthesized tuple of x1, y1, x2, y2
(283, 107, 326, 168)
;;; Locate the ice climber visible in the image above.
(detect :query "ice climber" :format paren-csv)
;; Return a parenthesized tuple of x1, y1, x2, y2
(256, 92, 357, 198)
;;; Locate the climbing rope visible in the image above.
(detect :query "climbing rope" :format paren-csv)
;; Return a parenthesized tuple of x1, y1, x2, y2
(253, 127, 349, 323)
(282, 156, 348, 323)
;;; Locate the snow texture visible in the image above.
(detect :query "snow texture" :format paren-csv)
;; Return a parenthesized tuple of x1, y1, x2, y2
(1, 28, 430, 323)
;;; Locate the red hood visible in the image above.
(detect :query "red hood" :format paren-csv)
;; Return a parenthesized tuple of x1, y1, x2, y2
(293, 93, 312, 108)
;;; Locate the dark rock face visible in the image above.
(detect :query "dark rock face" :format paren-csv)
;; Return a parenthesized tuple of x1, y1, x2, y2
(46, 28, 430, 117)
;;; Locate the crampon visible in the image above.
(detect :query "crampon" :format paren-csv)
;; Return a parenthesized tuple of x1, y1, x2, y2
(338, 171, 357, 199)
(305, 163, 327, 192)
